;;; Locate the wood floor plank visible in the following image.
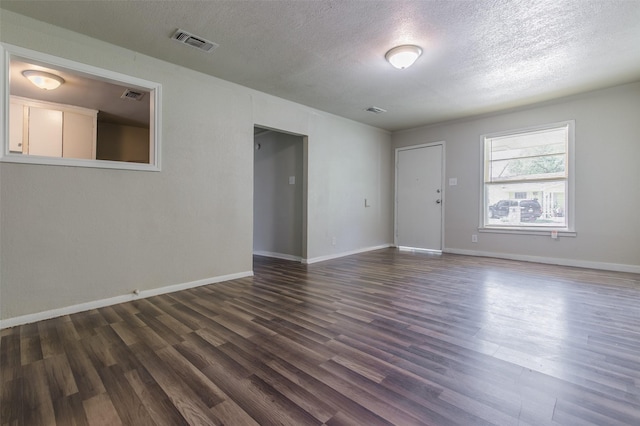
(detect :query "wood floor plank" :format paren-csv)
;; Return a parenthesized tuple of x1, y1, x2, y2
(22, 361, 55, 426)
(129, 342, 224, 425)
(217, 340, 337, 423)
(94, 364, 155, 425)
(55, 320, 81, 345)
(51, 392, 90, 426)
(42, 354, 78, 400)
(201, 361, 322, 426)
(38, 320, 65, 359)
(1, 331, 21, 383)
(123, 368, 189, 426)
(20, 324, 43, 367)
(2, 249, 640, 425)
(62, 340, 106, 400)
(96, 306, 124, 325)
(82, 392, 122, 426)
(109, 321, 141, 347)
(154, 345, 227, 408)
(209, 400, 260, 426)
(1, 377, 23, 425)
(318, 358, 455, 426)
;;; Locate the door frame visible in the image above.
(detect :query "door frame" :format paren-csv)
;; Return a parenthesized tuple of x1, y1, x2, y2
(253, 125, 308, 262)
(394, 141, 446, 252)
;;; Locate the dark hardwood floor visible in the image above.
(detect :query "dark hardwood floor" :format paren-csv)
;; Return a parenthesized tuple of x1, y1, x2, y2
(2, 249, 640, 425)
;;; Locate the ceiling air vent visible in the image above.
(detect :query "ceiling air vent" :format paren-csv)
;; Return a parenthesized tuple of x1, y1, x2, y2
(121, 89, 145, 101)
(171, 29, 219, 53)
(365, 106, 387, 114)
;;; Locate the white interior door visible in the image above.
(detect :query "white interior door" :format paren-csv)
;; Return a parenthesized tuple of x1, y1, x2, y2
(396, 144, 443, 251)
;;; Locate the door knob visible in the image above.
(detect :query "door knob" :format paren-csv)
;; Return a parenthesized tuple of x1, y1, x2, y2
(436, 199, 441, 204)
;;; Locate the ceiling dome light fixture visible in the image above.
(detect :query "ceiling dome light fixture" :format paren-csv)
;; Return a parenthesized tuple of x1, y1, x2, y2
(385, 45, 422, 69)
(22, 70, 65, 90)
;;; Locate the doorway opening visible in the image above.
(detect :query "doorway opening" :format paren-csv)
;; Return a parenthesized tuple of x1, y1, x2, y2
(253, 126, 307, 262)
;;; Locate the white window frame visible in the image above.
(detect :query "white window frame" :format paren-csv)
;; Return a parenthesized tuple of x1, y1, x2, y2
(0, 43, 162, 171)
(479, 121, 576, 236)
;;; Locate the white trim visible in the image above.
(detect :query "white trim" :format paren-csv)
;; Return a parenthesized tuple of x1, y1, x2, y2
(253, 251, 302, 262)
(398, 246, 442, 254)
(443, 248, 640, 274)
(303, 244, 392, 265)
(1, 43, 162, 172)
(478, 228, 577, 237)
(0, 155, 162, 171)
(0, 270, 253, 329)
(394, 141, 445, 250)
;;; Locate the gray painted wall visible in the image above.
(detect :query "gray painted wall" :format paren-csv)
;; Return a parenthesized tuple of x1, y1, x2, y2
(393, 82, 640, 270)
(253, 131, 303, 258)
(252, 96, 393, 262)
(0, 11, 393, 321)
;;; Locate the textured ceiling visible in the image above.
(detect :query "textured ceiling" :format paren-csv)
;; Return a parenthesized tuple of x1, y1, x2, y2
(1, 0, 639, 131)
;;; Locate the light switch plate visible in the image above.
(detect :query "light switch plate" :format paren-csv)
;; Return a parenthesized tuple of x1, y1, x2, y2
(288, 176, 295, 185)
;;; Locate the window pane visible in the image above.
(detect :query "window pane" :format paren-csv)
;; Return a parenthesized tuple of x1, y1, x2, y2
(490, 131, 566, 157)
(487, 126, 567, 182)
(489, 154, 566, 181)
(485, 181, 566, 227)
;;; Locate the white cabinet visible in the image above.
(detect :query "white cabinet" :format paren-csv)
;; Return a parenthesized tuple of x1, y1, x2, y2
(9, 96, 97, 159)
(9, 101, 25, 153)
(28, 107, 63, 157)
(62, 111, 96, 159)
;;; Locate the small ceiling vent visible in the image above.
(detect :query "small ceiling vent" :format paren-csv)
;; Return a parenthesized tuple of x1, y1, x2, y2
(121, 89, 145, 101)
(365, 106, 387, 114)
(171, 29, 219, 53)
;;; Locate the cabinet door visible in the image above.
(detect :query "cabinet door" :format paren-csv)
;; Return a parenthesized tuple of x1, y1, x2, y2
(63, 111, 96, 159)
(9, 102, 25, 153)
(28, 107, 63, 157)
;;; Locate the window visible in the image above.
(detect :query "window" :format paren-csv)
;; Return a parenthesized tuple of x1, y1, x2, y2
(1, 43, 161, 171)
(481, 121, 575, 234)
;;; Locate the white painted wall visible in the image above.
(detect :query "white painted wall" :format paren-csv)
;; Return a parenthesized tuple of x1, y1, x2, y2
(393, 83, 640, 271)
(0, 11, 393, 323)
(253, 131, 304, 259)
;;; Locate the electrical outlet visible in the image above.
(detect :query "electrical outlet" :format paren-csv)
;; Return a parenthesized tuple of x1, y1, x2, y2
(471, 234, 478, 243)
(332, 236, 336, 246)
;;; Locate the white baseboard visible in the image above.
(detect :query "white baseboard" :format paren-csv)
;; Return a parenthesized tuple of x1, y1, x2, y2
(253, 250, 302, 262)
(398, 246, 442, 254)
(443, 248, 640, 274)
(303, 244, 392, 264)
(0, 270, 254, 329)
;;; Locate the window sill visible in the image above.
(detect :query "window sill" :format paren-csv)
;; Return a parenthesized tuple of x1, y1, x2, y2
(0, 154, 161, 172)
(478, 227, 577, 237)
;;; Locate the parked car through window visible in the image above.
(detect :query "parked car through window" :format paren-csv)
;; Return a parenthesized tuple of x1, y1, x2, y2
(488, 199, 542, 222)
